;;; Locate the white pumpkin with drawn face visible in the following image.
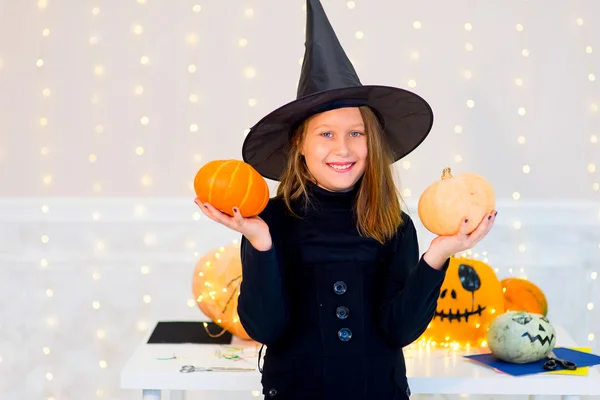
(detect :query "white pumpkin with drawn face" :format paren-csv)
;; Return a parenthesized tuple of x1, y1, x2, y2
(487, 311, 556, 364)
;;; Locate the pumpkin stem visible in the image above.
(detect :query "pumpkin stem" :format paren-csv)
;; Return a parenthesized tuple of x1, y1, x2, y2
(441, 167, 452, 180)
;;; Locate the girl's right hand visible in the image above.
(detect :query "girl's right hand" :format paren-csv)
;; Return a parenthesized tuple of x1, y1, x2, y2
(194, 198, 272, 251)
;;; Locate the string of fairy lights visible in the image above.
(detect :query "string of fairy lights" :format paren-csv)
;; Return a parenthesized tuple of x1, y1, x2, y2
(188, 4, 204, 194)
(573, 0, 599, 347)
(486, 3, 528, 298)
(0, 1, 596, 398)
(89, 4, 110, 399)
(127, 0, 155, 369)
(134, 0, 153, 192)
(452, 0, 475, 182)
(575, 13, 599, 193)
(89, 0, 103, 198)
(34, 1, 55, 398)
(36, 0, 52, 190)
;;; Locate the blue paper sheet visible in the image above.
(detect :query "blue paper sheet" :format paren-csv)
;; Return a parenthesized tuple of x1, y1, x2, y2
(463, 347, 600, 376)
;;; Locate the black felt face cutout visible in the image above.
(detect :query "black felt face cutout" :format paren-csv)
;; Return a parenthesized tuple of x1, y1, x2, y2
(423, 257, 505, 345)
(436, 264, 486, 322)
(513, 313, 555, 346)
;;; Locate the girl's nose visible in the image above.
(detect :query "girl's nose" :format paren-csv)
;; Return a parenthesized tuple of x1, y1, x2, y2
(333, 138, 350, 156)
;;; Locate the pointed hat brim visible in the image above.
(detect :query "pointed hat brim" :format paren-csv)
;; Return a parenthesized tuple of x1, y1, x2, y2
(242, 85, 434, 181)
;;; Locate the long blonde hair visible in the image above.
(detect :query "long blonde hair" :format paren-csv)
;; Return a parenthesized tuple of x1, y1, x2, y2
(276, 106, 404, 244)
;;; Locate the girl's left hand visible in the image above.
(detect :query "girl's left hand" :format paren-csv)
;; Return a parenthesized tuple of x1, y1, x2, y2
(425, 210, 497, 268)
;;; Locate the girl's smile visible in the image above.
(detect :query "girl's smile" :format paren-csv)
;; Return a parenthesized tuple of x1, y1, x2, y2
(326, 161, 356, 172)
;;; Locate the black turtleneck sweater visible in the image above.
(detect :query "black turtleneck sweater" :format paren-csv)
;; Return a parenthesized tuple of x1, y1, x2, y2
(236, 181, 449, 399)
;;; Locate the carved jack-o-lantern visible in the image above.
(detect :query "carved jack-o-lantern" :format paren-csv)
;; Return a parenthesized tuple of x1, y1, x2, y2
(418, 256, 505, 346)
(487, 311, 556, 364)
(192, 243, 251, 340)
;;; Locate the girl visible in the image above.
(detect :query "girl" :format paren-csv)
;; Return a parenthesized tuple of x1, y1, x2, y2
(197, 1, 496, 399)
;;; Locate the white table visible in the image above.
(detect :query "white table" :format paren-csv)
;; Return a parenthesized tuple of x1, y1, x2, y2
(120, 322, 600, 399)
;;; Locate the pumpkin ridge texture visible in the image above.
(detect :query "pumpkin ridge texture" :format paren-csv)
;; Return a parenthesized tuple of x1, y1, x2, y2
(207, 160, 233, 205)
(224, 161, 243, 209)
(257, 178, 269, 216)
(194, 159, 269, 218)
(238, 164, 252, 212)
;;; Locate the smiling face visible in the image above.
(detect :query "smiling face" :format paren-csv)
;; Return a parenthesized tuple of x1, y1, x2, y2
(418, 257, 505, 346)
(487, 311, 557, 363)
(301, 107, 368, 192)
(277, 105, 403, 244)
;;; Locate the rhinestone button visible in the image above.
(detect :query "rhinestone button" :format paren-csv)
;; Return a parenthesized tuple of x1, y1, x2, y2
(338, 328, 352, 342)
(336, 306, 349, 320)
(333, 281, 347, 295)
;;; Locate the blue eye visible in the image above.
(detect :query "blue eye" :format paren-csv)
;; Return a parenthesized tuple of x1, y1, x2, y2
(320, 131, 362, 138)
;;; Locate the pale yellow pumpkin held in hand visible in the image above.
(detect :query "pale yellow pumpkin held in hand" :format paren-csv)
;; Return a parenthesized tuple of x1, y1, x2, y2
(418, 167, 496, 236)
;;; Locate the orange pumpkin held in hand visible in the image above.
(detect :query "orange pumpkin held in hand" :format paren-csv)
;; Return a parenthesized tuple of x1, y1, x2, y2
(194, 159, 270, 217)
(501, 277, 548, 316)
(418, 167, 495, 236)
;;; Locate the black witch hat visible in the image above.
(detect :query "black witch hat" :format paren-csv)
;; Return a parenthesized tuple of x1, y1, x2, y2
(242, 0, 434, 181)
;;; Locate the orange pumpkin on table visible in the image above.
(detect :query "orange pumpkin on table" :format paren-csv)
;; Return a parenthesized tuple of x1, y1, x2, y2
(194, 159, 270, 217)
(501, 277, 548, 316)
(192, 243, 251, 340)
(418, 167, 496, 236)
(417, 256, 505, 347)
